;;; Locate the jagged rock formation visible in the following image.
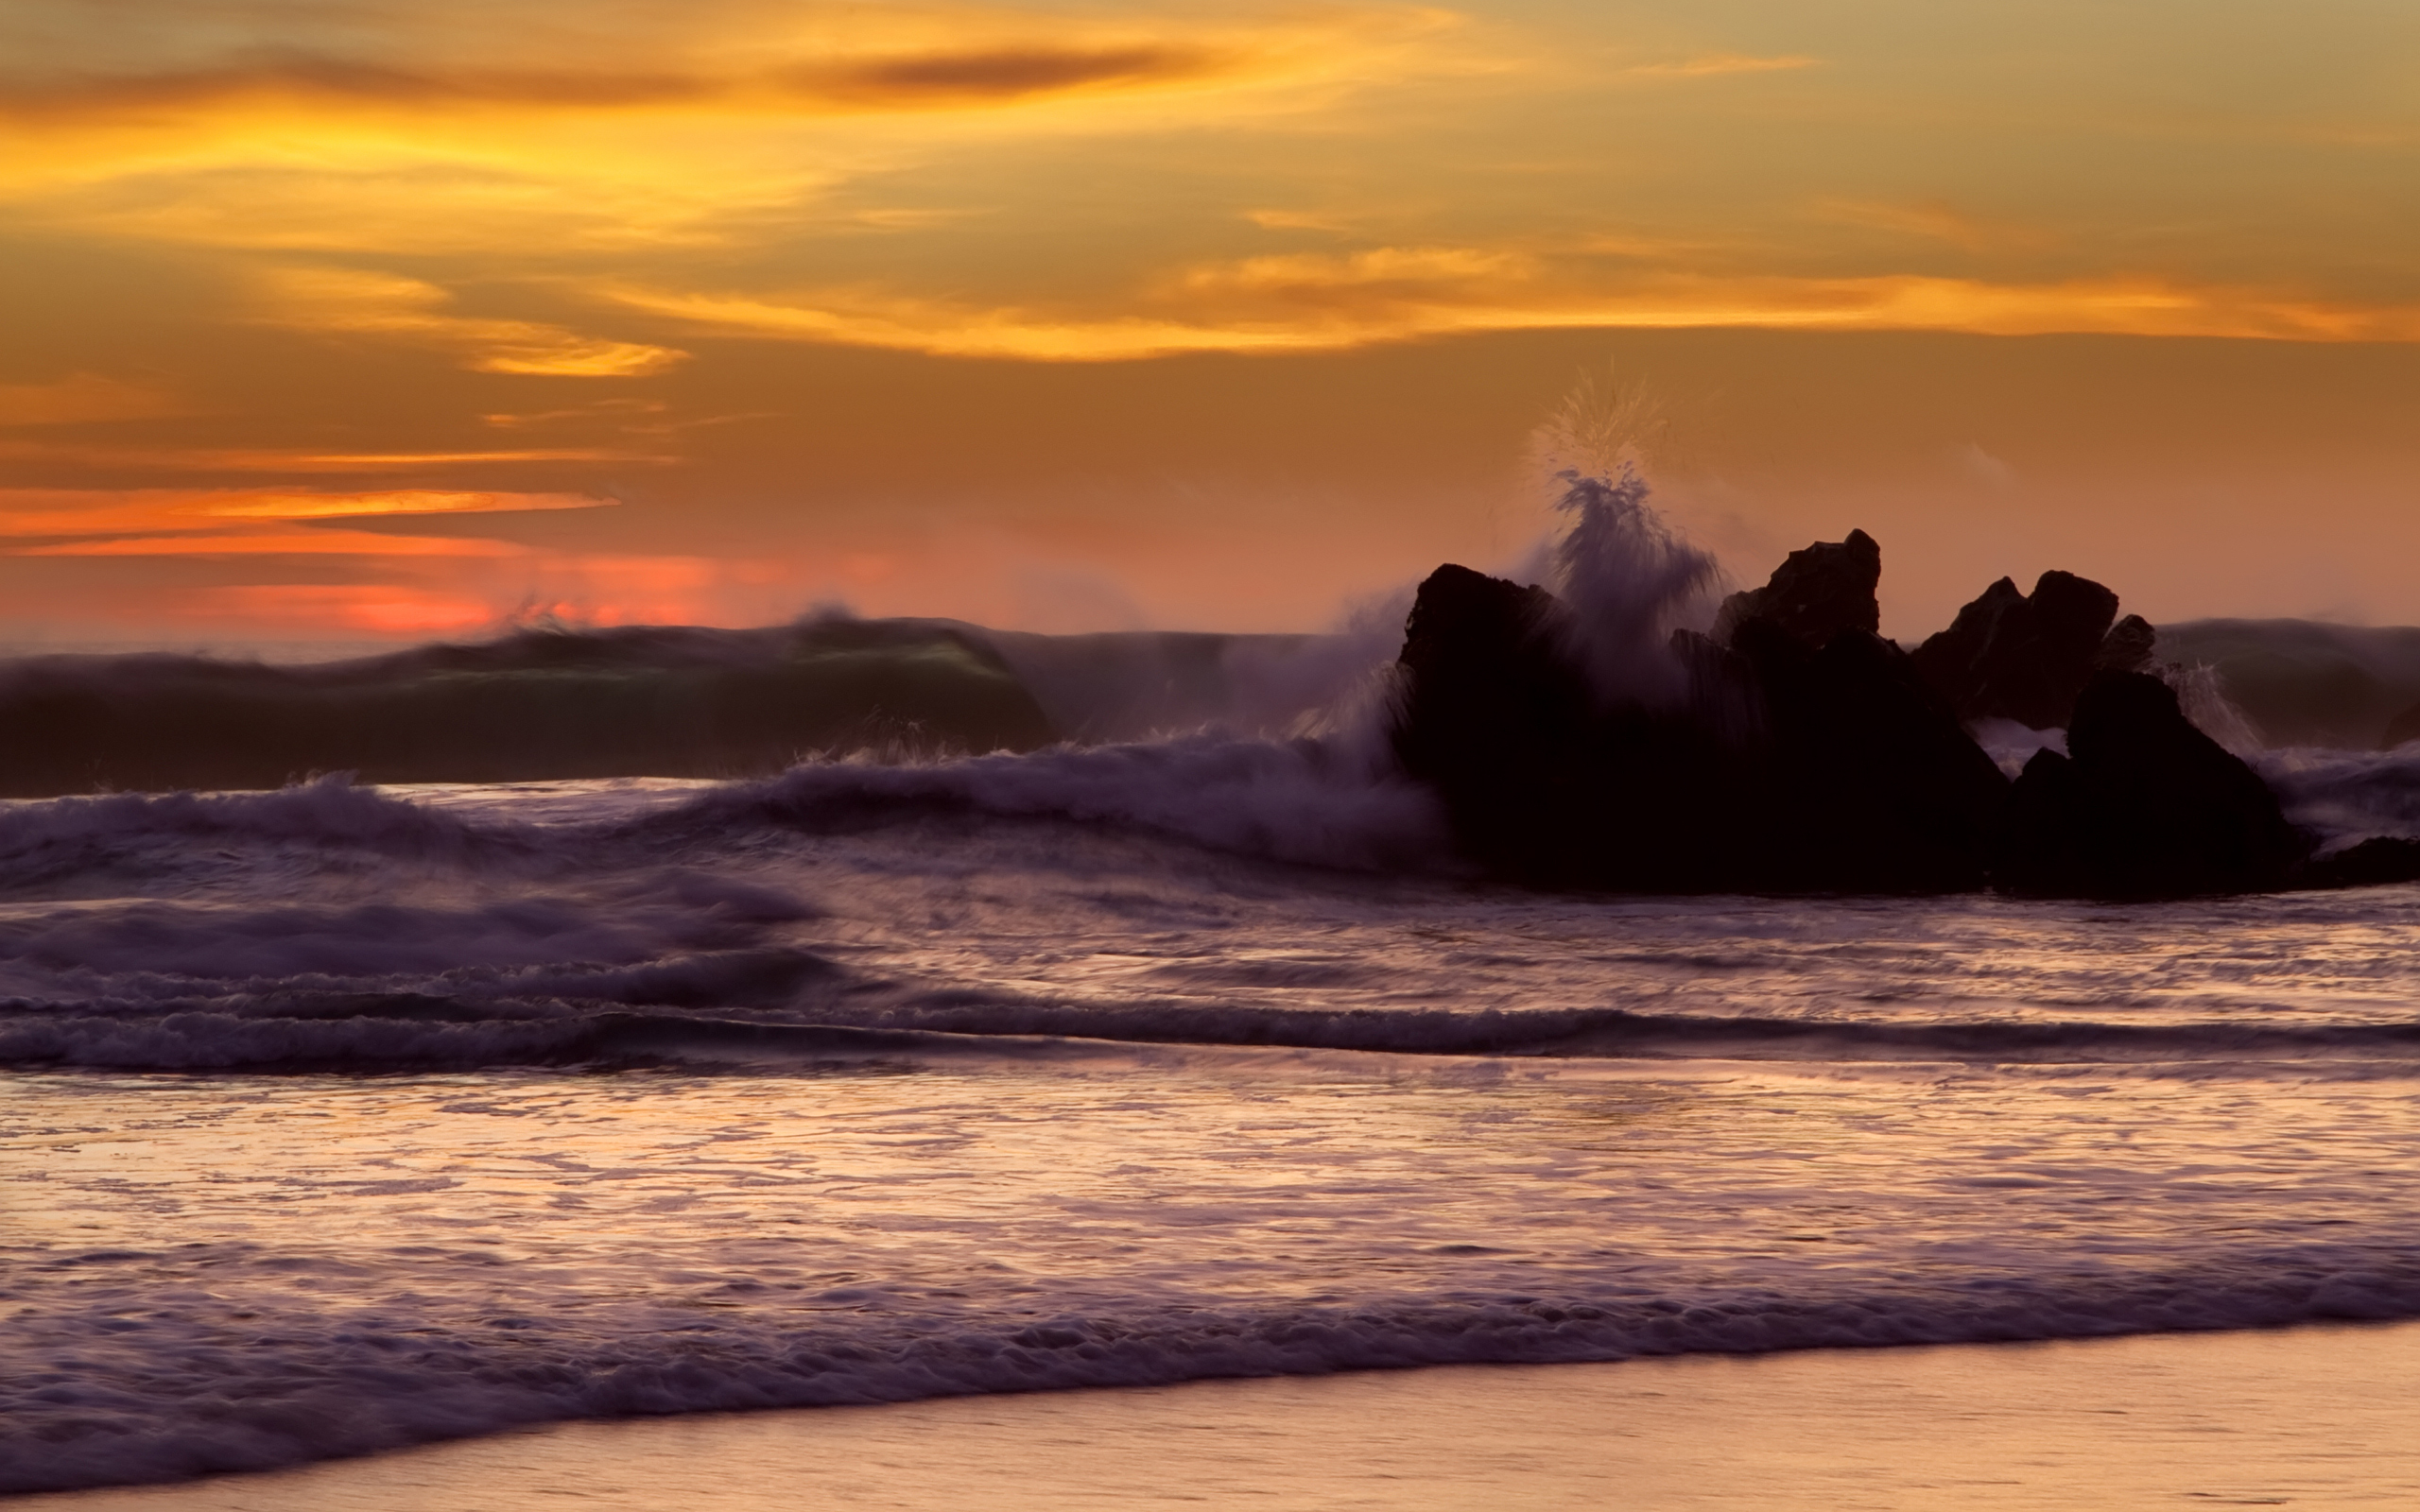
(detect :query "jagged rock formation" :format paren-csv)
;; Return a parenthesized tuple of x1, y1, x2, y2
(1392, 532, 2325, 900)
(2096, 614, 2156, 674)
(1723, 610, 2009, 893)
(1712, 529, 1880, 649)
(1996, 672, 2299, 897)
(1393, 532, 2007, 894)
(1391, 564, 1748, 891)
(1910, 571, 2123, 730)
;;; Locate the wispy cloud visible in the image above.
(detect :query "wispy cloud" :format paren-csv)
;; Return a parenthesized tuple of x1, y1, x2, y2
(605, 252, 2420, 361)
(1243, 208, 1354, 232)
(1625, 54, 1818, 78)
(188, 448, 669, 471)
(0, 439, 672, 471)
(0, 8, 1462, 260)
(0, 5, 1454, 132)
(0, 488, 613, 561)
(258, 266, 685, 376)
(19, 529, 527, 558)
(0, 44, 1246, 124)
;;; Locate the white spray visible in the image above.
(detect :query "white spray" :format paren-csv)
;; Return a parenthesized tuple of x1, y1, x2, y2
(1526, 371, 1724, 705)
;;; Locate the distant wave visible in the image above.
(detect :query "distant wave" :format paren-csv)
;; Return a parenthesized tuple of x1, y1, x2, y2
(0, 615, 1399, 799)
(2162, 618, 2420, 748)
(0, 619, 1059, 797)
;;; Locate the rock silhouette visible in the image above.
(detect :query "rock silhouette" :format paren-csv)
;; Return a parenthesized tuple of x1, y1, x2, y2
(1994, 671, 2298, 897)
(1910, 571, 2121, 729)
(2096, 614, 2157, 674)
(1390, 563, 1748, 890)
(1392, 529, 2007, 894)
(1392, 532, 2321, 899)
(1726, 614, 2010, 892)
(1713, 528, 1881, 649)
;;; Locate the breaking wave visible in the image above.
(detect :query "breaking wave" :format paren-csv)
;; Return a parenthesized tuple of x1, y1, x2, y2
(659, 734, 1446, 872)
(8, 1241, 2415, 1495)
(12, 997, 2420, 1074)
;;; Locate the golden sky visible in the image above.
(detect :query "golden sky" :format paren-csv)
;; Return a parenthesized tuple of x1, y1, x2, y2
(4, 0, 2418, 644)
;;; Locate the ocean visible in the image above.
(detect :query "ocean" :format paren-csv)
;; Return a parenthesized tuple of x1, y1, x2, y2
(7, 695, 2420, 1495)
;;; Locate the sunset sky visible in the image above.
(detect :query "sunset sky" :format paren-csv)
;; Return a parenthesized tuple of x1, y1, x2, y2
(5, 0, 2417, 646)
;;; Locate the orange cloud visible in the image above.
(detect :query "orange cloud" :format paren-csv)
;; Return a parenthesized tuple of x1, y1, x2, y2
(0, 43, 1242, 125)
(0, 487, 609, 535)
(20, 530, 526, 558)
(0, 488, 612, 567)
(196, 490, 609, 521)
(794, 43, 1236, 108)
(176, 448, 668, 472)
(1175, 245, 1535, 298)
(258, 266, 685, 376)
(0, 7, 1464, 263)
(604, 285, 1315, 359)
(0, 438, 671, 472)
(606, 255, 2420, 361)
(191, 445, 672, 469)
(1625, 54, 1818, 78)
(1243, 208, 1354, 232)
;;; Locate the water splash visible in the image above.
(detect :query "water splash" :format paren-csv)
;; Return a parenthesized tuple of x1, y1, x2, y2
(2163, 661, 2265, 756)
(1547, 467, 1721, 705)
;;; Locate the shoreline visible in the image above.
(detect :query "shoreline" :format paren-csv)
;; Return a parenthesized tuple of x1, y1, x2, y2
(25, 1320, 2420, 1511)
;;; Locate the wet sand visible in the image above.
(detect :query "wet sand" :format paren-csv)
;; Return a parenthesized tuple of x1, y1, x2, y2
(27, 1321, 2420, 1510)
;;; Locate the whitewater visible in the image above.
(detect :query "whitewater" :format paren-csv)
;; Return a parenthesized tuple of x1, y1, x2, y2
(7, 727, 2420, 1494)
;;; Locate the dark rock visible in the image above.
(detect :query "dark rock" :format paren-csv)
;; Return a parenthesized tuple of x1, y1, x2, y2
(1910, 571, 2121, 729)
(2302, 836, 2420, 889)
(1994, 747, 2097, 894)
(1392, 541, 2313, 900)
(1391, 564, 1754, 890)
(1391, 564, 1592, 884)
(2096, 614, 2156, 673)
(1993, 671, 2299, 897)
(1392, 548, 2008, 894)
(1714, 529, 1880, 650)
(1731, 619, 2010, 892)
